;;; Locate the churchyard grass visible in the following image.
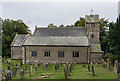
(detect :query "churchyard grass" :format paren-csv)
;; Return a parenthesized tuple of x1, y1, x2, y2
(2, 58, 118, 79)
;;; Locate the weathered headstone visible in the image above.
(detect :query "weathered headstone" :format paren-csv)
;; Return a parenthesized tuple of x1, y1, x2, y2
(23, 66, 27, 74)
(107, 59, 111, 70)
(70, 63, 72, 73)
(118, 63, 120, 80)
(35, 64, 38, 73)
(66, 62, 69, 70)
(55, 63, 57, 72)
(20, 69, 24, 79)
(43, 63, 45, 71)
(8, 65, 11, 70)
(88, 60, 90, 71)
(64, 64, 68, 80)
(102, 59, 105, 68)
(29, 64, 32, 76)
(68, 64, 71, 76)
(20, 61, 22, 67)
(114, 60, 119, 73)
(12, 69, 16, 77)
(5, 70, 12, 81)
(91, 62, 95, 76)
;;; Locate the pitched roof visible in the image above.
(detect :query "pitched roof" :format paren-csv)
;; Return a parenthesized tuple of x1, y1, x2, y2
(86, 14, 99, 23)
(11, 34, 27, 46)
(90, 44, 104, 53)
(23, 36, 89, 46)
(33, 27, 87, 36)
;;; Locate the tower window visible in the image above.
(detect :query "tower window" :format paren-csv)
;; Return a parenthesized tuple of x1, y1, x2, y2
(91, 23, 95, 27)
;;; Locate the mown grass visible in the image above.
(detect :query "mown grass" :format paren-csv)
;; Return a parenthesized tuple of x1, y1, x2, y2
(2, 59, 118, 79)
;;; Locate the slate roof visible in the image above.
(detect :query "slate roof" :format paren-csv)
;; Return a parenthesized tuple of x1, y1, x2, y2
(11, 34, 27, 46)
(90, 44, 104, 53)
(23, 36, 89, 46)
(86, 15, 99, 23)
(33, 27, 87, 36)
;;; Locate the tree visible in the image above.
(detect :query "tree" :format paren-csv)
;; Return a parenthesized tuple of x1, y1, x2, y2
(74, 17, 85, 27)
(2, 19, 31, 57)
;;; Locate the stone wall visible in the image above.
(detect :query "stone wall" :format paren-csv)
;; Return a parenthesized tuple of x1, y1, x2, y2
(11, 46, 22, 60)
(22, 46, 88, 64)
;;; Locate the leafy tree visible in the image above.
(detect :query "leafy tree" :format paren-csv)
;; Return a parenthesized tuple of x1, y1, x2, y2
(74, 17, 85, 26)
(2, 19, 31, 57)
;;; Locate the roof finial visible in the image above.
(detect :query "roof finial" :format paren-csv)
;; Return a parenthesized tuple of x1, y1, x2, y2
(91, 8, 93, 15)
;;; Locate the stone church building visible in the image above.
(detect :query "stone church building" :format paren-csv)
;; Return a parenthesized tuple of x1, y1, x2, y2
(11, 14, 103, 64)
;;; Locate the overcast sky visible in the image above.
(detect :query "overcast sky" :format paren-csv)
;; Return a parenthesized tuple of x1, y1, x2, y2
(1, 0, 119, 33)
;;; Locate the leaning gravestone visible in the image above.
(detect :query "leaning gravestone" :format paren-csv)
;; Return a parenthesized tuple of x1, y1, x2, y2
(5, 70, 12, 81)
(88, 60, 90, 71)
(83, 61, 85, 67)
(29, 64, 32, 76)
(64, 64, 68, 80)
(91, 62, 95, 76)
(20, 69, 24, 79)
(114, 60, 119, 73)
(35, 64, 38, 73)
(102, 59, 105, 68)
(12, 69, 16, 77)
(70, 63, 72, 73)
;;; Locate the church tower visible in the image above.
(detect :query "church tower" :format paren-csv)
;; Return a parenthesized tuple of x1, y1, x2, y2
(85, 14, 100, 44)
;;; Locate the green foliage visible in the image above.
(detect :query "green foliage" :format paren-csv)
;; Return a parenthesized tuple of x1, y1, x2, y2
(74, 17, 85, 26)
(2, 19, 31, 57)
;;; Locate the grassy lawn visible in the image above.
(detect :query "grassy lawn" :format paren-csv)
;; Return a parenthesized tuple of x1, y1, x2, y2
(2, 59, 118, 79)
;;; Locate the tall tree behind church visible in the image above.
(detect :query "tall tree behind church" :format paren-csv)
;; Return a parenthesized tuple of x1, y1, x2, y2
(2, 19, 31, 57)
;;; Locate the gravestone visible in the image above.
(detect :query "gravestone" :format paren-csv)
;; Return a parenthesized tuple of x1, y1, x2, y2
(5, 70, 12, 81)
(48, 61, 51, 67)
(12, 69, 16, 77)
(83, 61, 85, 67)
(20, 61, 22, 67)
(29, 64, 32, 76)
(55, 63, 57, 72)
(38, 64, 40, 68)
(58, 63, 59, 69)
(43, 63, 45, 71)
(118, 63, 120, 80)
(23, 66, 27, 74)
(8, 65, 11, 70)
(20, 69, 24, 79)
(68, 64, 71, 76)
(1, 68, 5, 80)
(70, 63, 72, 73)
(15, 64, 18, 71)
(46, 63, 48, 68)
(114, 60, 118, 73)
(64, 64, 68, 80)
(102, 59, 105, 68)
(107, 59, 111, 70)
(88, 60, 90, 71)
(91, 62, 95, 76)
(35, 64, 38, 73)
(66, 62, 69, 70)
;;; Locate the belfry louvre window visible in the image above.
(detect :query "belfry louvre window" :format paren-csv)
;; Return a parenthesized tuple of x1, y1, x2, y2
(31, 51, 37, 57)
(58, 52, 64, 58)
(44, 51, 50, 57)
(73, 52, 79, 58)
